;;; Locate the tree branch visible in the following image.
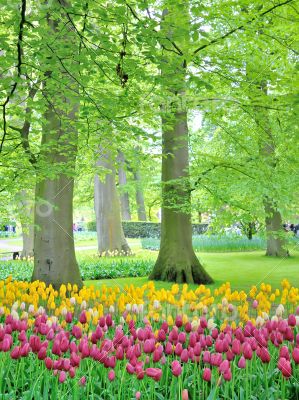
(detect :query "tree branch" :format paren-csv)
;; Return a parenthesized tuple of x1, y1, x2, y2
(193, 0, 295, 55)
(0, 0, 27, 154)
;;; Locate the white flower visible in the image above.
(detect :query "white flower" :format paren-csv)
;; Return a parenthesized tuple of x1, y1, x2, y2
(20, 302, 26, 311)
(37, 306, 45, 315)
(191, 319, 199, 331)
(202, 306, 208, 315)
(138, 304, 144, 314)
(80, 300, 87, 310)
(222, 298, 228, 307)
(21, 311, 28, 320)
(295, 316, 299, 326)
(70, 297, 76, 305)
(120, 316, 125, 325)
(126, 304, 132, 312)
(109, 305, 115, 314)
(153, 300, 160, 310)
(132, 304, 138, 314)
(28, 305, 35, 314)
(271, 315, 278, 322)
(276, 304, 284, 317)
(0, 307, 4, 316)
(261, 312, 269, 321)
(11, 310, 19, 320)
(88, 308, 94, 317)
(256, 316, 264, 328)
(12, 301, 19, 311)
(60, 307, 68, 317)
(207, 318, 216, 330)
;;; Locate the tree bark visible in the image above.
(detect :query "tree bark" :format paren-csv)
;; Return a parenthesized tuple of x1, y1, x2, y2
(264, 200, 288, 256)
(19, 190, 34, 258)
(117, 151, 131, 221)
(150, 5, 212, 284)
(134, 169, 147, 221)
(149, 108, 213, 284)
(31, 2, 82, 288)
(94, 149, 131, 256)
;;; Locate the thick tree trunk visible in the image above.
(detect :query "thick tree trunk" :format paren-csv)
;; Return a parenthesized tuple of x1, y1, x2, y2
(134, 169, 147, 221)
(19, 190, 34, 258)
(95, 149, 131, 256)
(31, 2, 82, 288)
(117, 151, 131, 221)
(150, 6, 212, 284)
(149, 109, 213, 284)
(264, 200, 288, 256)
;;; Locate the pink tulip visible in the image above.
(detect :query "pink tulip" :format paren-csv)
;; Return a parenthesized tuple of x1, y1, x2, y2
(158, 329, 166, 342)
(212, 328, 219, 339)
(223, 368, 232, 381)
(69, 367, 76, 378)
(185, 322, 192, 333)
(59, 371, 66, 383)
(171, 360, 182, 377)
(182, 389, 189, 400)
(10, 346, 20, 359)
(79, 311, 87, 324)
(219, 360, 230, 373)
(203, 368, 211, 382)
(194, 343, 201, 357)
(175, 343, 183, 356)
(71, 326, 82, 339)
(203, 351, 211, 363)
(145, 368, 162, 381)
(279, 346, 290, 360)
(281, 359, 292, 378)
(252, 300, 258, 309)
(178, 332, 186, 343)
(38, 346, 47, 360)
(135, 392, 141, 400)
(126, 363, 135, 374)
(175, 315, 183, 328)
(260, 347, 270, 363)
(243, 343, 253, 360)
(108, 370, 115, 381)
(238, 356, 246, 369)
(180, 349, 189, 363)
(44, 357, 53, 370)
(79, 376, 86, 386)
(292, 348, 299, 364)
(288, 314, 296, 327)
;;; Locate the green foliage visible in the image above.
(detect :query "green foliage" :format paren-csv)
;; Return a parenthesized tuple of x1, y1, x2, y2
(87, 221, 208, 238)
(142, 235, 267, 252)
(0, 257, 154, 282)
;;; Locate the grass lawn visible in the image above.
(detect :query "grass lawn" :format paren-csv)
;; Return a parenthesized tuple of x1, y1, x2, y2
(85, 250, 299, 292)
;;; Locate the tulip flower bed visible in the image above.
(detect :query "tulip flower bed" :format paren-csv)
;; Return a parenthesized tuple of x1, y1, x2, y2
(1, 278, 299, 399)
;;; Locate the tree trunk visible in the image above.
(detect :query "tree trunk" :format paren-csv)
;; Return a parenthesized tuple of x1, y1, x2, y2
(149, 108, 213, 284)
(150, 5, 212, 284)
(264, 200, 288, 256)
(94, 149, 131, 256)
(19, 190, 34, 258)
(32, 2, 82, 288)
(134, 169, 147, 221)
(117, 151, 131, 221)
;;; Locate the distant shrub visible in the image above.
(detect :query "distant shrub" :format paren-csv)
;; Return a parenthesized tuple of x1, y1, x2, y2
(87, 221, 208, 238)
(0, 257, 154, 282)
(141, 235, 267, 252)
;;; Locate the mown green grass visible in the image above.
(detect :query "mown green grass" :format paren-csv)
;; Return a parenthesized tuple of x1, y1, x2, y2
(85, 250, 299, 293)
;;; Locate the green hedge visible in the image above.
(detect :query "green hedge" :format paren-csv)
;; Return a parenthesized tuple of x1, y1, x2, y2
(87, 221, 208, 238)
(0, 257, 155, 282)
